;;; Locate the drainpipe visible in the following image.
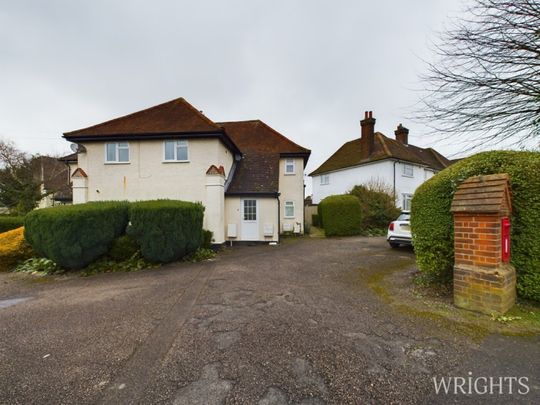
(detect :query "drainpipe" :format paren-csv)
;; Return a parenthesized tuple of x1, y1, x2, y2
(276, 192, 281, 244)
(393, 160, 398, 205)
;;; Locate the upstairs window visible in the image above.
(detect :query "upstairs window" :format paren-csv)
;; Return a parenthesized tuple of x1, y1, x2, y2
(320, 174, 330, 185)
(164, 140, 189, 162)
(402, 164, 414, 177)
(285, 158, 295, 174)
(284, 201, 295, 218)
(106, 142, 129, 163)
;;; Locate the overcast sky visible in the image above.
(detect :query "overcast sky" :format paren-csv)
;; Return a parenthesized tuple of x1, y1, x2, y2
(2, 0, 478, 190)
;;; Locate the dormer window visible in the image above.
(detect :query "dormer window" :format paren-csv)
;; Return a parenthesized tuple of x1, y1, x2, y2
(105, 142, 129, 163)
(285, 158, 295, 174)
(164, 140, 189, 162)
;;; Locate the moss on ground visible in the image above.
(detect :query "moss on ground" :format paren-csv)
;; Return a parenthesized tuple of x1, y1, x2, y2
(361, 259, 540, 338)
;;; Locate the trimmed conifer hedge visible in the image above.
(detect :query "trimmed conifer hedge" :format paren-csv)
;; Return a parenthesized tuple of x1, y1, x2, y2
(127, 200, 204, 263)
(411, 151, 540, 302)
(24, 201, 129, 269)
(318, 194, 363, 237)
(0, 216, 25, 233)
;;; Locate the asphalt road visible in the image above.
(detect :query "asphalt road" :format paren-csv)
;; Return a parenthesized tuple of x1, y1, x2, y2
(0, 237, 538, 404)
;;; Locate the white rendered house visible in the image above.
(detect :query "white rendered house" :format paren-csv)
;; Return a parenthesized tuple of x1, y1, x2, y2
(309, 112, 450, 209)
(62, 98, 310, 245)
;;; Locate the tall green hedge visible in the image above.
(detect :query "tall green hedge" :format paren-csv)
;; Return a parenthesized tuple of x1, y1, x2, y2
(127, 200, 204, 263)
(318, 194, 363, 237)
(411, 151, 540, 302)
(0, 216, 25, 234)
(24, 202, 129, 269)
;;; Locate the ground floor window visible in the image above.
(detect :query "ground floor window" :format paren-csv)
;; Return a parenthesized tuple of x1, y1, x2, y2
(284, 201, 295, 218)
(402, 193, 413, 211)
(243, 199, 257, 221)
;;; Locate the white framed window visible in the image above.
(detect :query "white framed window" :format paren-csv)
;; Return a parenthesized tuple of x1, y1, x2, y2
(285, 158, 295, 174)
(284, 201, 295, 218)
(320, 174, 330, 185)
(402, 193, 413, 211)
(164, 140, 189, 162)
(105, 142, 129, 163)
(243, 199, 257, 221)
(402, 164, 414, 177)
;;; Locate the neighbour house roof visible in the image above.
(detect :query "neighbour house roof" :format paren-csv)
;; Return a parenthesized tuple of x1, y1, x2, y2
(58, 152, 78, 163)
(218, 120, 311, 195)
(309, 132, 450, 176)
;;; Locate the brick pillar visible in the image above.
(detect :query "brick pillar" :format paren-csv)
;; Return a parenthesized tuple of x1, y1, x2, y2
(450, 174, 516, 315)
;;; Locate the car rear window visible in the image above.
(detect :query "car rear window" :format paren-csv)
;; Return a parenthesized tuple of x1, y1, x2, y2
(397, 213, 410, 221)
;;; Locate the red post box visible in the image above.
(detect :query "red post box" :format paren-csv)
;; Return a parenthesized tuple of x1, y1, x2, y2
(501, 217, 511, 263)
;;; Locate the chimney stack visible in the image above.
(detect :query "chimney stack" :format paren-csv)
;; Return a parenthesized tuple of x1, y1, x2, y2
(395, 124, 409, 145)
(360, 111, 376, 159)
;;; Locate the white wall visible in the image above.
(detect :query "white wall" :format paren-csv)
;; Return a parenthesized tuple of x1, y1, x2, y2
(224, 197, 279, 242)
(74, 138, 234, 230)
(311, 159, 437, 209)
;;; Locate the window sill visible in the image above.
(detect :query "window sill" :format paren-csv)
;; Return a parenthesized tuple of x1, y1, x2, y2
(401, 174, 414, 178)
(284, 216, 296, 219)
(105, 162, 130, 165)
(162, 160, 190, 163)
(284, 173, 296, 176)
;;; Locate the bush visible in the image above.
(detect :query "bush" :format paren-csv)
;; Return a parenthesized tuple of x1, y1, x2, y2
(24, 201, 129, 269)
(312, 214, 320, 227)
(411, 151, 540, 301)
(0, 227, 34, 271)
(127, 200, 204, 263)
(318, 195, 363, 237)
(349, 184, 400, 229)
(202, 229, 213, 249)
(0, 216, 24, 233)
(15, 257, 62, 275)
(108, 235, 140, 261)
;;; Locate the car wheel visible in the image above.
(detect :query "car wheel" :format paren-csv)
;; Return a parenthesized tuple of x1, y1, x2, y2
(389, 242, 400, 248)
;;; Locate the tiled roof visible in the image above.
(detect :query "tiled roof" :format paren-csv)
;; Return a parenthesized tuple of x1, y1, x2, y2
(309, 132, 450, 176)
(64, 98, 222, 138)
(218, 120, 310, 156)
(219, 120, 310, 195)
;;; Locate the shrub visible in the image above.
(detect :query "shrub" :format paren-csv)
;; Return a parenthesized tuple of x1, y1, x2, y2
(0, 216, 24, 233)
(0, 227, 34, 271)
(15, 257, 62, 275)
(318, 195, 363, 237)
(127, 200, 204, 263)
(411, 151, 540, 301)
(312, 214, 320, 227)
(202, 229, 213, 249)
(24, 201, 129, 269)
(108, 235, 140, 261)
(349, 184, 400, 229)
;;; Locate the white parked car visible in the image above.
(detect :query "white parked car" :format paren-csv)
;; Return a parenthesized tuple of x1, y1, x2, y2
(387, 211, 412, 248)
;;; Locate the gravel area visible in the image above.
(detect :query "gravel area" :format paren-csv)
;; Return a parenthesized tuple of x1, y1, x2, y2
(0, 236, 538, 404)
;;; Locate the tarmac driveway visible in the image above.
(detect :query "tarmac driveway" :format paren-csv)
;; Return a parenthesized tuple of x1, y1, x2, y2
(0, 237, 538, 404)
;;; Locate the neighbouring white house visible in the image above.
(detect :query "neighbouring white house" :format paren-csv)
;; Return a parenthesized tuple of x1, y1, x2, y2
(309, 111, 451, 209)
(62, 97, 310, 245)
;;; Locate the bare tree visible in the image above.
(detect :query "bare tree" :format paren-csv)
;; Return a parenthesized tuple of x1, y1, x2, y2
(0, 139, 69, 214)
(418, 0, 540, 149)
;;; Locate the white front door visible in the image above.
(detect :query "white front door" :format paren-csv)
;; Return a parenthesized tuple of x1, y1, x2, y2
(241, 199, 258, 241)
